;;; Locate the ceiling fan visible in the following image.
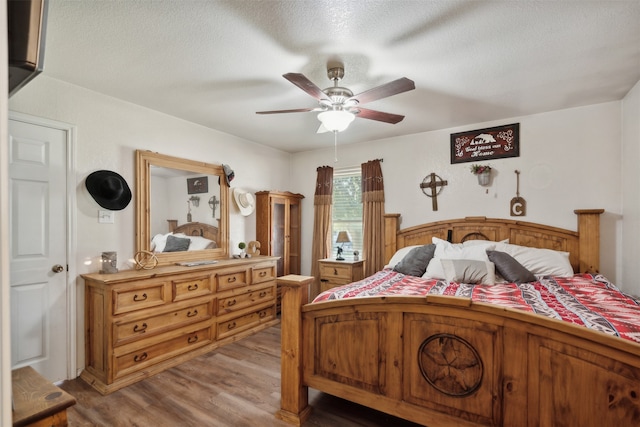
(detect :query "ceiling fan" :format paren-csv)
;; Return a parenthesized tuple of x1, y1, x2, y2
(256, 67, 415, 133)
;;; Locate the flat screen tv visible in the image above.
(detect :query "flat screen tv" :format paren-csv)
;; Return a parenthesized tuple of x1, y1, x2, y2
(8, 0, 48, 97)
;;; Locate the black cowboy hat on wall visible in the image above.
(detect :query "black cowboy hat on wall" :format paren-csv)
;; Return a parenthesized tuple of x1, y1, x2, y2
(85, 170, 132, 211)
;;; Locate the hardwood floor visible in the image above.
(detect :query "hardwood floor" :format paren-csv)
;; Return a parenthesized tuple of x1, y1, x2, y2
(60, 324, 422, 426)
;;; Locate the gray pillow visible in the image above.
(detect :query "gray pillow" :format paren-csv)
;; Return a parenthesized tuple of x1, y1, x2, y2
(393, 244, 436, 277)
(486, 250, 536, 283)
(163, 235, 191, 252)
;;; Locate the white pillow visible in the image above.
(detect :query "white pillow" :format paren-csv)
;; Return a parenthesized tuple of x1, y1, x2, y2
(385, 245, 423, 269)
(424, 240, 495, 279)
(151, 233, 170, 253)
(441, 259, 496, 284)
(494, 242, 574, 277)
(172, 232, 216, 251)
(186, 235, 215, 250)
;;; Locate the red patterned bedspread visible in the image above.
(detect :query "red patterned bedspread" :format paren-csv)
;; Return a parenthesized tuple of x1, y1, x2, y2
(313, 269, 640, 344)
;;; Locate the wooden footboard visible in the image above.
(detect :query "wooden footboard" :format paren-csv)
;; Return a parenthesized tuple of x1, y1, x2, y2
(278, 275, 640, 426)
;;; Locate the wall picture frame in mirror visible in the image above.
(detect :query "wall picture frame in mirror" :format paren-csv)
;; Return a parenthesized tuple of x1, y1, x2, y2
(187, 176, 208, 194)
(135, 150, 229, 265)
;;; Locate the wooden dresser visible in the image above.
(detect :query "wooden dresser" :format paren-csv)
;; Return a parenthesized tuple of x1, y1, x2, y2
(318, 258, 365, 293)
(81, 256, 279, 394)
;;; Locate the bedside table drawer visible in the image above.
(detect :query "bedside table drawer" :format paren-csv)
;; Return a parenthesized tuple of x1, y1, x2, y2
(319, 263, 352, 280)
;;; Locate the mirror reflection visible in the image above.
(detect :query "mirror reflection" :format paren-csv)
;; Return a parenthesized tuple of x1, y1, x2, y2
(136, 150, 229, 265)
(149, 166, 221, 252)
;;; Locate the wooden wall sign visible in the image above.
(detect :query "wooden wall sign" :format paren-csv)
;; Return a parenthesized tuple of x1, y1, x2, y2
(510, 170, 526, 217)
(451, 123, 520, 164)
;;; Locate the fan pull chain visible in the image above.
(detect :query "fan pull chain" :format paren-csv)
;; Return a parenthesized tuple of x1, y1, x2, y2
(333, 130, 338, 162)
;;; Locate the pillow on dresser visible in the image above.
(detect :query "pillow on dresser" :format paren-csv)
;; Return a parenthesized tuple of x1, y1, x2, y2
(393, 244, 436, 277)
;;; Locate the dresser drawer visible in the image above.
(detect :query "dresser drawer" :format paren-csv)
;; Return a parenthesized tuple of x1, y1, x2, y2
(217, 305, 275, 340)
(252, 265, 276, 284)
(216, 269, 249, 291)
(172, 275, 213, 302)
(218, 285, 274, 315)
(319, 263, 352, 280)
(113, 326, 212, 379)
(113, 301, 212, 346)
(113, 282, 168, 315)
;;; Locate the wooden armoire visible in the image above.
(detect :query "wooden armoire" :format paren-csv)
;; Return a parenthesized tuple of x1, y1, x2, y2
(255, 191, 304, 277)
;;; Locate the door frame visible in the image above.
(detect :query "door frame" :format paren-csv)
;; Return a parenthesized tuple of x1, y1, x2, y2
(9, 111, 78, 381)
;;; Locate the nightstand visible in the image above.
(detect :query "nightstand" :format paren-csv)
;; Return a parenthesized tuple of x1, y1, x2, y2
(318, 258, 365, 293)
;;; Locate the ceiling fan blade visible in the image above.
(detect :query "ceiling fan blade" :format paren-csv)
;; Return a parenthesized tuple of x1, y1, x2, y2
(256, 107, 318, 115)
(348, 77, 415, 105)
(283, 73, 332, 102)
(355, 108, 405, 124)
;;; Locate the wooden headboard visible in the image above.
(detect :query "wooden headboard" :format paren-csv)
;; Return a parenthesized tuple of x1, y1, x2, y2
(384, 209, 604, 274)
(167, 219, 219, 246)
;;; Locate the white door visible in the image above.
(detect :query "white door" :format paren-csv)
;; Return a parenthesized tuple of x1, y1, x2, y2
(8, 117, 70, 383)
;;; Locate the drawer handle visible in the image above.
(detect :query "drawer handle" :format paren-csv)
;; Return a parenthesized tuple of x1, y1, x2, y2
(188, 283, 199, 291)
(134, 352, 148, 363)
(259, 291, 267, 298)
(133, 323, 147, 333)
(227, 277, 237, 283)
(187, 335, 199, 344)
(133, 293, 148, 302)
(259, 271, 267, 277)
(333, 268, 338, 275)
(186, 309, 198, 317)
(227, 322, 236, 330)
(259, 310, 267, 318)
(226, 299, 237, 307)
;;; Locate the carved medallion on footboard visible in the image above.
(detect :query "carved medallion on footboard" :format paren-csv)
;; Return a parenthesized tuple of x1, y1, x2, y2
(405, 314, 502, 426)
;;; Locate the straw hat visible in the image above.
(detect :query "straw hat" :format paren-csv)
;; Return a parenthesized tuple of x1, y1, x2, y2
(85, 170, 132, 211)
(233, 188, 255, 216)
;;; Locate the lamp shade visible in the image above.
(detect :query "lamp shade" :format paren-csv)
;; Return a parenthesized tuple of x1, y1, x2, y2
(317, 110, 355, 132)
(336, 230, 352, 244)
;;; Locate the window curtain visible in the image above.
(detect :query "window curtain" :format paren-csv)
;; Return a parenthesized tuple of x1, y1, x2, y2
(310, 166, 333, 297)
(361, 159, 385, 276)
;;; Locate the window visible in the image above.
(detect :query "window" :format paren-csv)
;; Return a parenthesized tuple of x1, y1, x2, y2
(332, 168, 362, 257)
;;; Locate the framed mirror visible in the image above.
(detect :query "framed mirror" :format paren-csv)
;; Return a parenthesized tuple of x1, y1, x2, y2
(136, 150, 229, 265)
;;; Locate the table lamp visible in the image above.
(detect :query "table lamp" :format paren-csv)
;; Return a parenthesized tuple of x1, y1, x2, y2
(335, 231, 351, 261)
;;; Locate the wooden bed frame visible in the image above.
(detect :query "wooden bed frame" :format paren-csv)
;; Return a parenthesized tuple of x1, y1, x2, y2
(277, 209, 640, 426)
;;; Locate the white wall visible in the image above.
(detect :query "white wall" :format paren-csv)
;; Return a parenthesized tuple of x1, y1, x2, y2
(622, 80, 640, 294)
(292, 102, 625, 291)
(9, 76, 292, 271)
(8, 75, 292, 370)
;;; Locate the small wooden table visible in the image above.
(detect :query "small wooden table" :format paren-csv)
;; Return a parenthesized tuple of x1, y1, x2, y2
(318, 258, 365, 293)
(12, 366, 76, 427)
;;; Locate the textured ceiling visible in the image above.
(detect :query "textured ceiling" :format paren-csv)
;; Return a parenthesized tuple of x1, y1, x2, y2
(42, 0, 640, 153)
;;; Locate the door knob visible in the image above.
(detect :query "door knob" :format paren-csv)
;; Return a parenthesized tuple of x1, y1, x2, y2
(52, 264, 64, 273)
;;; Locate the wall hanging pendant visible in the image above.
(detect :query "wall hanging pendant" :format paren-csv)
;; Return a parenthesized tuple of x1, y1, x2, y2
(510, 170, 526, 216)
(420, 172, 448, 211)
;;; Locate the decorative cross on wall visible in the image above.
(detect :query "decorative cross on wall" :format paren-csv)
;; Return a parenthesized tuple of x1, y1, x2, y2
(208, 195, 219, 218)
(420, 173, 448, 211)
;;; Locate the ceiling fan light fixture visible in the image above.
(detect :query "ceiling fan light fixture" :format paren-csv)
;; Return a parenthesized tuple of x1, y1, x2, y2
(317, 110, 355, 132)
